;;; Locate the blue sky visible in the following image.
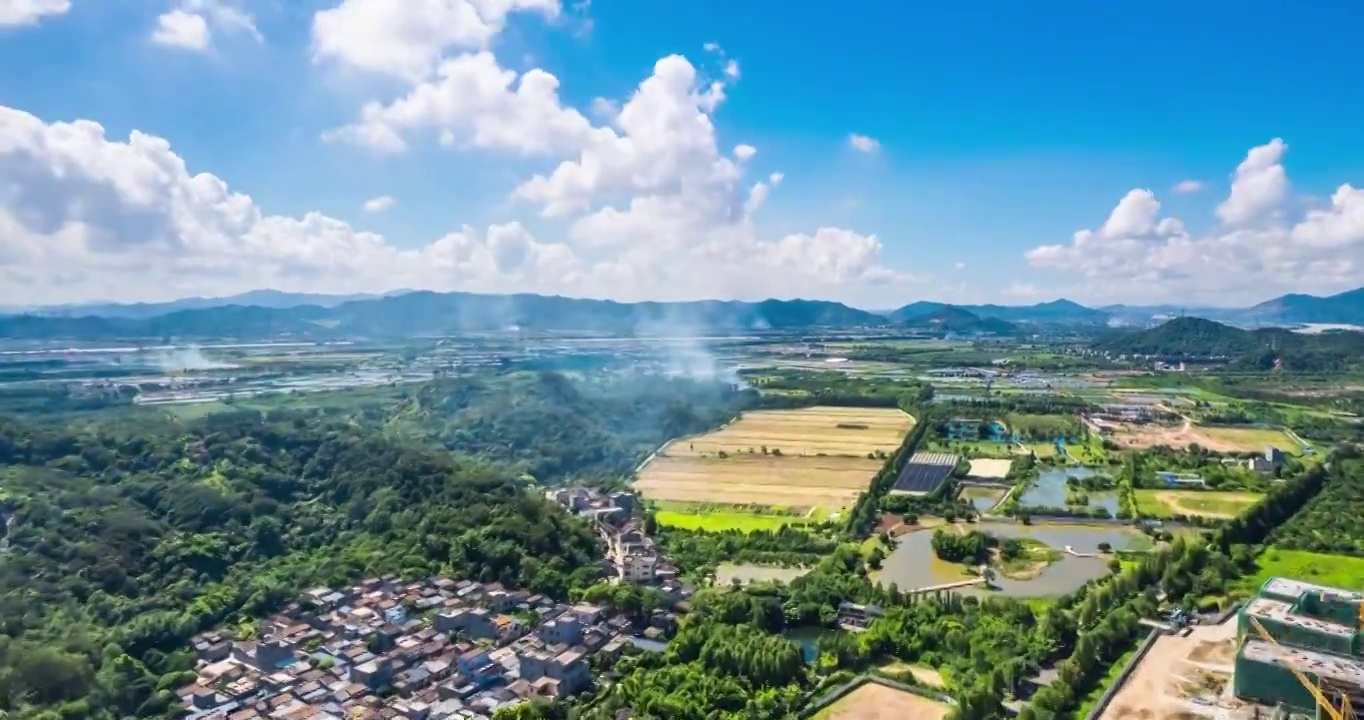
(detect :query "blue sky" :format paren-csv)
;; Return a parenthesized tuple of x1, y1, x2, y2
(1, 0, 1361, 308)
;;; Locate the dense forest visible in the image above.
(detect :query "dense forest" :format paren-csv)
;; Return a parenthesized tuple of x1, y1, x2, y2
(0, 370, 756, 720)
(0, 411, 608, 719)
(369, 373, 750, 482)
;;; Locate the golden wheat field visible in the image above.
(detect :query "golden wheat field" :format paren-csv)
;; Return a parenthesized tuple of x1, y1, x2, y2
(634, 407, 914, 510)
(670, 406, 914, 458)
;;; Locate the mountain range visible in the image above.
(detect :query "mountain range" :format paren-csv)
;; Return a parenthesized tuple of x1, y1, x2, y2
(3, 286, 1364, 340)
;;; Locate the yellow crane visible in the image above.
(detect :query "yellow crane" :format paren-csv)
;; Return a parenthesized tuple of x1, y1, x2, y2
(1246, 614, 1356, 720)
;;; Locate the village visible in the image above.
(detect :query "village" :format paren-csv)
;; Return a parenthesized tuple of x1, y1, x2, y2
(176, 489, 689, 720)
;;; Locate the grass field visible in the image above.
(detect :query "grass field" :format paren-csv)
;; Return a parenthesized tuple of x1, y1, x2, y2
(1133, 489, 1264, 519)
(876, 662, 947, 688)
(1195, 425, 1302, 454)
(655, 508, 810, 532)
(636, 407, 912, 509)
(1233, 548, 1364, 596)
(811, 680, 950, 720)
(958, 486, 1007, 511)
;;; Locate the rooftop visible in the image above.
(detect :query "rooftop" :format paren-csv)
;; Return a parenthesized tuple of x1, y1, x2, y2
(908, 451, 958, 467)
(1245, 597, 1357, 638)
(1264, 577, 1364, 602)
(1241, 640, 1364, 686)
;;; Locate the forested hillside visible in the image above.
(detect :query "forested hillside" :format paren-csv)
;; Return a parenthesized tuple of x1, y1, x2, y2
(373, 373, 751, 482)
(0, 370, 759, 719)
(1099, 317, 1364, 371)
(1269, 456, 1364, 556)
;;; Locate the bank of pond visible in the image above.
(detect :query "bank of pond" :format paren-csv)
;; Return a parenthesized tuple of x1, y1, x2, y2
(1015, 466, 1120, 515)
(878, 521, 1147, 598)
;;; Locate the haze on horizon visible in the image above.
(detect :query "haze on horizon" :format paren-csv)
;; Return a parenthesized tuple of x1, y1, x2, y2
(1, 1, 1360, 309)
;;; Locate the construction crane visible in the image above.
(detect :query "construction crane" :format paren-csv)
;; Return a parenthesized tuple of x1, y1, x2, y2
(1246, 614, 1356, 720)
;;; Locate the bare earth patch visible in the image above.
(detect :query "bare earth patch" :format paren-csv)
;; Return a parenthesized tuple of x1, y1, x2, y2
(967, 459, 1013, 479)
(814, 681, 950, 720)
(1109, 421, 1297, 454)
(1100, 619, 1244, 720)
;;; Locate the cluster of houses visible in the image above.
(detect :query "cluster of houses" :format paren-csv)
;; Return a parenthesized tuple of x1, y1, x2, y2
(178, 575, 681, 720)
(545, 488, 684, 588)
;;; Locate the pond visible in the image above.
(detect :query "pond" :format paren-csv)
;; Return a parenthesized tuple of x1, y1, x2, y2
(783, 627, 837, 663)
(877, 521, 1145, 598)
(1019, 466, 1120, 515)
(959, 485, 1008, 512)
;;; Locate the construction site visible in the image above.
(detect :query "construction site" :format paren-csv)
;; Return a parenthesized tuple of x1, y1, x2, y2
(1235, 578, 1364, 717)
(1100, 577, 1364, 720)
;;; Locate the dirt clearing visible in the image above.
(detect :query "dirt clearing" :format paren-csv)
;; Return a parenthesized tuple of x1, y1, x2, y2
(1108, 421, 1298, 454)
(1100, 619, 1245, 720)
(813, 681, 950, 720)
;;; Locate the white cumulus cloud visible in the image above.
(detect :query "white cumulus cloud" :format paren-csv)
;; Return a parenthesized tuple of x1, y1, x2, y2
(363, 195, 396, 213)
(848, 133, 879, 153)
(1172, 179, 1204, 194)
(0, 0, 69, 28)
(151, 0, 262, 52)
(1025, 139, 1364, 305)
(311, 0, 561, 81)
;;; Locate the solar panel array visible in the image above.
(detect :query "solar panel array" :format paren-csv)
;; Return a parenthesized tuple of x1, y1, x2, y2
(890, 452, 960, 495)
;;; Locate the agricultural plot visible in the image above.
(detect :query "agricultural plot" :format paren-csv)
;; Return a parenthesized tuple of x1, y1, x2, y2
(812, 680, 950, 720)
(673, 406, 914, 458)
(636, 407, 914, 510)
(1133, 489, 1264, 519)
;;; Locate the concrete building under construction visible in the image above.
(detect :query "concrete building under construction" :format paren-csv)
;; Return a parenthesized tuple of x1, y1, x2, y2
(1234, 577, 1364, 716)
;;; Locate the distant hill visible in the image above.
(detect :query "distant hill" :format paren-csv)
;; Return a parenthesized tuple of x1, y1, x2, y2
(0, 292, 888, 340)
(1248, 287, 1364, 324)
(1099, 317, 1271, 357)
(899, 306, 1019, 335)
(4, 289, 406, 319)
(1099, 317, 1364, 371)
(885, 298, 1107, 325)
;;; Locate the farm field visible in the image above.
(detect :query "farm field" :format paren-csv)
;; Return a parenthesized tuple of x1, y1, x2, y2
(671, 406, 914, 458)
(1133, 489, 1264, 519)
(1233, 548, 1364, 597)
(636, 454, 880, 508)
(812, 680, 950, 720)
(636, 407, 912, 509)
